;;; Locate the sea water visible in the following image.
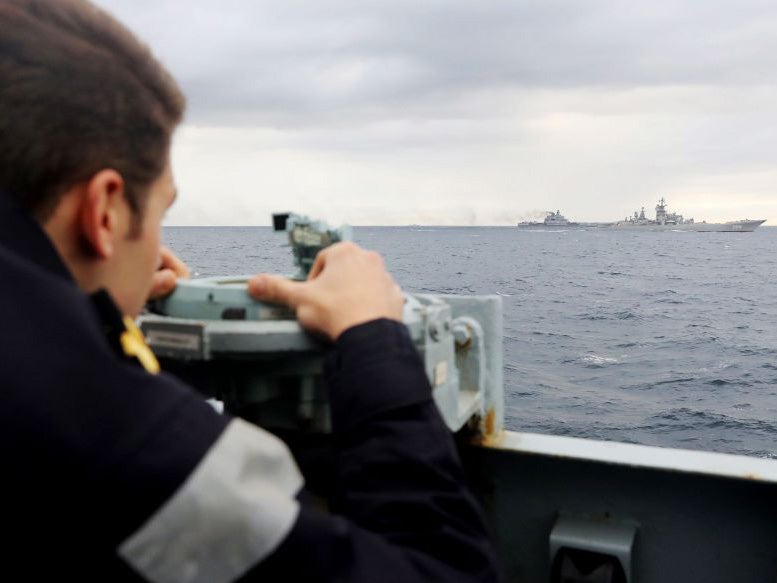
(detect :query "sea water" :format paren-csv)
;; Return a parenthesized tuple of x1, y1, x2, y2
(164, 225, 777, 458)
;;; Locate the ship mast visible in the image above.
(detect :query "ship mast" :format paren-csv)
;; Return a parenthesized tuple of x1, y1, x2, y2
(655, 197, 667, 225)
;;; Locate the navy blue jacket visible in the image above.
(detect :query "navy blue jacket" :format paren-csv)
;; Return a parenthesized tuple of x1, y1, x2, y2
(0, 193, 499, 582)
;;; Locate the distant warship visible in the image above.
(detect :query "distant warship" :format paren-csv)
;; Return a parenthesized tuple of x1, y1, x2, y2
(517, 210, 578, 228)
(614, 197, 765, 232)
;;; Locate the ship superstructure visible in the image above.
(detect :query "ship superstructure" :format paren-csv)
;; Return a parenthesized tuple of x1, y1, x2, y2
(623, 197, 692, 226)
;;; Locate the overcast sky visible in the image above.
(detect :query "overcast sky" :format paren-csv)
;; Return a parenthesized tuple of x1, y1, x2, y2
(95, 0, 777, 225)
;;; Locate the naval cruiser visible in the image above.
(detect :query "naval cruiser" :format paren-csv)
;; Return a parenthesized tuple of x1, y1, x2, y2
(615, 197, 765, 232)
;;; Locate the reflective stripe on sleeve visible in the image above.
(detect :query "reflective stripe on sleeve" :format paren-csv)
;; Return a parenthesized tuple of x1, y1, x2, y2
(118, 418, 304, 583)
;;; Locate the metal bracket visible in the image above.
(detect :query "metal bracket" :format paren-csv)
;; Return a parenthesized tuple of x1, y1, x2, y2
(550, 515, 637, 583)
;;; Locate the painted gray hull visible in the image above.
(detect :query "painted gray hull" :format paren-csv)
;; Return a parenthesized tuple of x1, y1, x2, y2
(466, 431, 777, 582)
(610, 219, 766, 232)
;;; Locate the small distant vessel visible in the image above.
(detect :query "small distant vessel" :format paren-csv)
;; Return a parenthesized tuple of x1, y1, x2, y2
(517, 210, 578, 228)
(613, 197, 765, 232)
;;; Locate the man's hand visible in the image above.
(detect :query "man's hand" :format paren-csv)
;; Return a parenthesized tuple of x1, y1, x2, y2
(148, 246, 190, 301)
(248, 242, 404, 341)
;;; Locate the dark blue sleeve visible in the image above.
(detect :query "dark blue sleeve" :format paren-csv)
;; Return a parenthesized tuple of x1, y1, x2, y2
(248, 319, 500, 582)
(0, 245, 233, 577)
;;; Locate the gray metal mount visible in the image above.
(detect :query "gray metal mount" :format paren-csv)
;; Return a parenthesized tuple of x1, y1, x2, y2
(139, 276, 503, 436)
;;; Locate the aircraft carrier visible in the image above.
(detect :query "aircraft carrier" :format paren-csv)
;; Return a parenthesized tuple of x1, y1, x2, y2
(517, 210, 579, 228)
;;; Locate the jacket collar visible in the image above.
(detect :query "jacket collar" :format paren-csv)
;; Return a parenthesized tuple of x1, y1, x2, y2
(0, 192, 74, 282)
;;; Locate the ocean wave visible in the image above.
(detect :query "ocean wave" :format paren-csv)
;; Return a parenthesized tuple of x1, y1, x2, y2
(579, 310, 640, 321)
(622, 377, 698, 391)
(654, 377, 697, 387)
(737, 346, 777, 356)
(644, 408, 777, 435)
(707, 378, 735, 386)
(531, 331, 575, 339)
(575, 353, 620, 368)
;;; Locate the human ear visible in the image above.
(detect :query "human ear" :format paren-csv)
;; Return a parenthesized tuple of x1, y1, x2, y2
(78, 169, 125, 259)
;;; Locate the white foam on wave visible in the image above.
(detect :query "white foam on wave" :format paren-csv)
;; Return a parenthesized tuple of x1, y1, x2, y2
(581, 353, 619, 367)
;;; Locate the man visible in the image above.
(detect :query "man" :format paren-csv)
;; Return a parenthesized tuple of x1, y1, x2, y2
(0, 1, 499, 581)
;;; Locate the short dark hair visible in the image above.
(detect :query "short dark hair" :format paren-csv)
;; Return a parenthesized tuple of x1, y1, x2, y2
(0, 0, 185, 224)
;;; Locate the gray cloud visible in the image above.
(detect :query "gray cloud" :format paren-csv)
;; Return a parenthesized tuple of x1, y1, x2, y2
(98, 0, 777, 125)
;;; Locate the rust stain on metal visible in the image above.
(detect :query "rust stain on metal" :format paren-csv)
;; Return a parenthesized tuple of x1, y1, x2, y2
(485, 408, 496, 436)
(456, 336, 472, 350)
(468, 408, 506, 447)
(474, 430, 506, 448)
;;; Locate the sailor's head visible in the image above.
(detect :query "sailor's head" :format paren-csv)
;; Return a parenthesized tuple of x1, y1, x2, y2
(0, 0, 184, 316)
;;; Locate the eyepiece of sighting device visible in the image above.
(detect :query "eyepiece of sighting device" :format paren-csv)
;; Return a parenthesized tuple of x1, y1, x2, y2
(272, 213, 291, 232)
